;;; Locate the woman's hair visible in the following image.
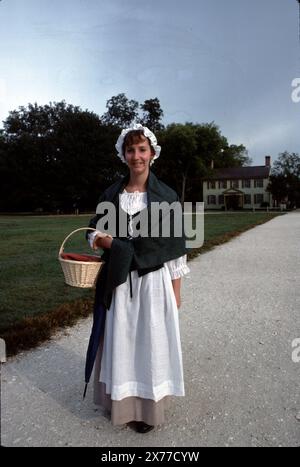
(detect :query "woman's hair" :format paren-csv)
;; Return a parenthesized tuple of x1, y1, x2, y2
(122, 130, 155, 157)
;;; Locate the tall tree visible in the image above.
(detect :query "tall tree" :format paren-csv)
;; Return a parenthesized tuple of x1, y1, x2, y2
(156, 122, 248, 203)
(157, 123, 197, 204)
(0, 101, 121, 211)
(193, 122, 250, 169)
(271, 151, 300, 177)
(101, 93, 139, 128)
(267, 151, 300, 208)
(218, 144, 251, 167)
(140, 98, 164, 131)
(267, 173, 288, 207)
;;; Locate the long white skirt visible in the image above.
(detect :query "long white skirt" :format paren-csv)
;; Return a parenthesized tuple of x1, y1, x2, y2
(99, 263, 185, 402)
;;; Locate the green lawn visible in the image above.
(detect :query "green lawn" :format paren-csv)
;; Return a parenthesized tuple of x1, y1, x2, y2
(203, 212, 279, 240)
(0, 215, 95, 330)
(0, 211, 284, 353)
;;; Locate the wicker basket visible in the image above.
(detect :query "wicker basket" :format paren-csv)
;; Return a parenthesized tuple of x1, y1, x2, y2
(58, 227, 104, 288)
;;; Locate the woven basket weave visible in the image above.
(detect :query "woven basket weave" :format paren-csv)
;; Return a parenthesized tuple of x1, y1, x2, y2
(58, 227, 104, 288)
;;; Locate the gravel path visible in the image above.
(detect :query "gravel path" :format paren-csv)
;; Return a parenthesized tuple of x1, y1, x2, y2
(2, 211, 300, 447)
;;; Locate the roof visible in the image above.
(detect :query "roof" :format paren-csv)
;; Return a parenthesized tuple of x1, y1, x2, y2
(203, 165, 271, 180)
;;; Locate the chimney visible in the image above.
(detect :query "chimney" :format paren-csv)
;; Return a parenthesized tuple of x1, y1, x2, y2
(265, 155, 271, 167)
(210, 159, 214, 169)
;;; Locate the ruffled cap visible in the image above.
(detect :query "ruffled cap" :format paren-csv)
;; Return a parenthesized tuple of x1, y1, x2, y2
(115, 123, 161, 165)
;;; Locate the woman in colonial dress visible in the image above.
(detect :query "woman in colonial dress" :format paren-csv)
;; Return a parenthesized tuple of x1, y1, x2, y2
(85, 124, 190, 433)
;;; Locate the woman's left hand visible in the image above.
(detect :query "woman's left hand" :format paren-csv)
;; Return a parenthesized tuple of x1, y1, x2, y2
(174, 292, 181, 309)
(172, 277, 181, 308)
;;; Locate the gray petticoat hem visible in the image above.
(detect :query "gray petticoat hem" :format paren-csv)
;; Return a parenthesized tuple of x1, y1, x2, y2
(93, 336, 173, 426)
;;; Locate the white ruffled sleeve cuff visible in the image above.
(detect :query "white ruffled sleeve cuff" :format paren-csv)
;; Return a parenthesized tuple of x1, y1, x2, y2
(88, 230, 99, 249)
(88, 230, 113, 249)
(166, 254, 190, 279)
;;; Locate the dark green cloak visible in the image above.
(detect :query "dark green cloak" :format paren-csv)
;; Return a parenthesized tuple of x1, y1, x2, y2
(84, 170, 187, 391)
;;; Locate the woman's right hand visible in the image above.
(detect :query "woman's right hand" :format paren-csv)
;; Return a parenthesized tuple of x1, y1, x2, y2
(93, 233, 113, 250)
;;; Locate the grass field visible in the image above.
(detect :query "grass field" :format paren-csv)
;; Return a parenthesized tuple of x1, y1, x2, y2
(0, 211, 284, 354)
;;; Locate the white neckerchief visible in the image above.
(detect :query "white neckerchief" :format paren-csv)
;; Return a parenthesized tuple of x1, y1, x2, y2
(120, 189, 147, 237)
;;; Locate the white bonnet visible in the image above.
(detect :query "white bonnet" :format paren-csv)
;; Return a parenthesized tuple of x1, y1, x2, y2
(115, 123, 161, 165)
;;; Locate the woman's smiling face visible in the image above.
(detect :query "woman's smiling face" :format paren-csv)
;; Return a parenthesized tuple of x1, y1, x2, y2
(124, 136, 154, 174)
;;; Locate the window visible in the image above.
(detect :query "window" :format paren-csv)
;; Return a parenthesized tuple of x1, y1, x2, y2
(242, 179, 251, 188)
(230, 180, 239, 188)
(208, 181, 216, 189)
(244, 194, 251, 204)
(207, 195, 216, 204)
(219, 180, 227, 189)
(254, 179, 263, 188)
(218, 195, 224, 205)
(254, 194, 264, 204)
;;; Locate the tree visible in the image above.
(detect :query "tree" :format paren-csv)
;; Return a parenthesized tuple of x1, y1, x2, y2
(101, 93, 139, 128)
(193, 122, 250, 170)
(140, 98, 164, 131)
(267, 151, 300, 208)
(267, 174, 288, 207)
(0, 100, 122, 212)
(0, 130, 9, 210)
(156, 122, 248, 203)
(157, 123, 197, 204)
(218, 144, 251, 167)
(271, 151, 300, 177)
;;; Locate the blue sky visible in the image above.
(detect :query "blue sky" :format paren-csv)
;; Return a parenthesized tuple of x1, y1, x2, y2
(0, 0, 299, 165)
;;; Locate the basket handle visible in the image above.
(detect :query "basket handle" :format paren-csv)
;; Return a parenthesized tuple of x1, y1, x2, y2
(58, 227, 99, 257)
